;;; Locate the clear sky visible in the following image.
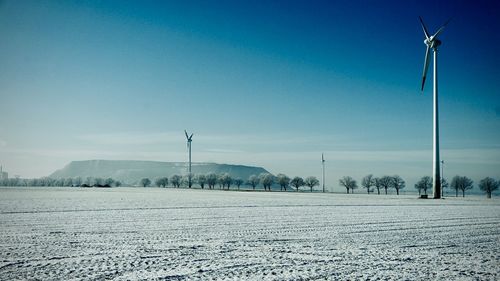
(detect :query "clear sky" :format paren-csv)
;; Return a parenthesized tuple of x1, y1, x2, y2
(1, 0, 499, 191)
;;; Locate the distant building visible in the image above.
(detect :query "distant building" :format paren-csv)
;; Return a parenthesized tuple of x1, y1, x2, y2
(0, 166, 8, 180)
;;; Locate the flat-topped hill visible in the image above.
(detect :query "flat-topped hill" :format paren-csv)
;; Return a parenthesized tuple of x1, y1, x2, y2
(49, 160, 270, 184)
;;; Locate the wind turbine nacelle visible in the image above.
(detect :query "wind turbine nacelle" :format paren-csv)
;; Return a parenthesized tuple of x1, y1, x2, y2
(425, 38, 441, 49)
(431, 39, 442, 48)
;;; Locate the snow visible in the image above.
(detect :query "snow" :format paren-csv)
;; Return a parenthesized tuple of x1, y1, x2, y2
(1, 187, 499, 280)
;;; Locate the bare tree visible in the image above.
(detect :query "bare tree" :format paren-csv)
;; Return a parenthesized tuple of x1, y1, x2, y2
(220, 173, 233, 189)
(479, 177, 498, 199)
(441, 178, 449, 197)
(423, 176, 432, 195)
(362, 174, 375, 194)
(290, 177, 305, 192)
(276, 174, 291, 191)
(373, 177, 382, 195)
(415, 176, 432, 195)
(180, 176, 188, 187)
(378, 176, 392, 195)
(206, 173, 218, 189)
(248, 175, 259, 190)
(451, 175, 474, 197)
(94, 178, 104, 187)
(415, 176, 432, 196)
(47, 177, 56, 187)
(218, 174, 226, 189)
(155, 177, 168, 188)
(85, 177, 93, 186)
(104, 178, 115, 187)
(234, 178, 244, 190)
(64, 178, 74, 187)
(170, 175, 181, 188)
(259, 173, 274, 191)
(339, 176, 357, 194)
(460, 176, 474, 197)
(217, 174, 224, 189)
(55, 178, 64, 187)
(449, 176, 459, 197)
(155, 178, 162, 187)
(73, 177, 82, 187)
(390, 175, 405, 195)
(140, 178, 151, 187)
(225, 174, 233, 189)
(196, 174, 207, 189)
(305, 176, 320, 192)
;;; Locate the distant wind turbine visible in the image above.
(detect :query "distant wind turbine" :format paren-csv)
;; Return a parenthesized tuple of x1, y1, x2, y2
(185, 130, 193, 187)
(419, 16, 450, 199)
(322, 153, 326, 193)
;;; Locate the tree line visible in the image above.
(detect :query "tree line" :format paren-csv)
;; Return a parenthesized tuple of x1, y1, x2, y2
(1, 173, 498, 198)
(339, 175, 406, 195)
(0, 177, 122, 188)
(339, 174, 499, 198)
(140, 173, 321, 192)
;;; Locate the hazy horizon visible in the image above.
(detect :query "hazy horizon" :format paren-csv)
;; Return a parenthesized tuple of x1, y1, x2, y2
(1, 0, 499, 190)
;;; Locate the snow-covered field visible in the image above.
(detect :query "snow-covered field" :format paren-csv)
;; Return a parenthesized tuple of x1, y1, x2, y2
(1, 187, 499, 280)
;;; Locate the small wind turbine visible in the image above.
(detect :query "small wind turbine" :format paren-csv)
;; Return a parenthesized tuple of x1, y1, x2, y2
(441, 160, 445, 197)
(419, 16, 450, 199)
(184, 130, 193, 187)
(322, 153, 325, 193)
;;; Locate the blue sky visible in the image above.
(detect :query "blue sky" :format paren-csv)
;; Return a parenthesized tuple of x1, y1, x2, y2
(0, 0, 499, 191)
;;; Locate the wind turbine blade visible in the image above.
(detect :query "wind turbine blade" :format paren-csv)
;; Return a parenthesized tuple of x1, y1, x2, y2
(421, 45, 430, 91)
(432, 18, 451, 38)
(185, 130, 189, 139)
(418, 16, 430, 39)
(190, 133, 193, 139)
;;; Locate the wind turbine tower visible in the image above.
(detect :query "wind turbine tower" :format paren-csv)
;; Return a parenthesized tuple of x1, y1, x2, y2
(322, 153, 325, 193)
(184, 130, 193, 187)
(419, 17, 450, 199)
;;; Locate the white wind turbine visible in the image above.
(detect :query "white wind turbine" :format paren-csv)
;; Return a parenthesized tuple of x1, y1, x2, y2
(419, 16, 450, 199)
(184, 130, 193, 187)
(322, 153, 325, 193)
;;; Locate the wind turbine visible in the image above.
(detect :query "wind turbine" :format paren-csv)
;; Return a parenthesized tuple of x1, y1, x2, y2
(184, 130, 193, 187)
(419, 16, 450, 199)
(322, 153, 326, 193)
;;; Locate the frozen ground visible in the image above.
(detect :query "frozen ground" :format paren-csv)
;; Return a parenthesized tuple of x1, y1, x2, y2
(0, 187, 499, 280)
